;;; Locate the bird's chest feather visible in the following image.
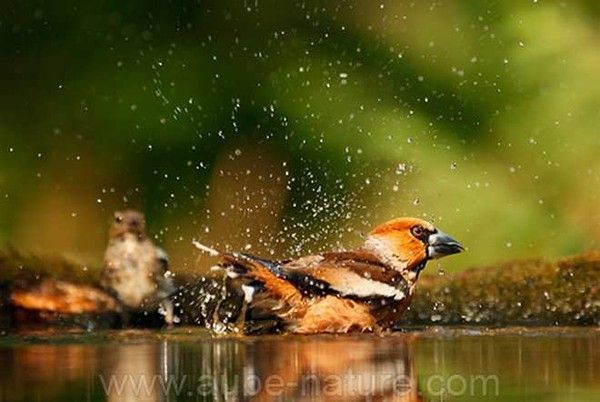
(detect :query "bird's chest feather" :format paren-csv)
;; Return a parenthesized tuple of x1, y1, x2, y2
(104, 238, 159, 308)
(107, 239, 154, 271)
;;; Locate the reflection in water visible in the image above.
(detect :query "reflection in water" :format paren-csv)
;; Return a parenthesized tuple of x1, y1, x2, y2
(101, 343, 163, 402)
(0, 329, 598, 402)
(201, 336, 421, 401)
(1, 344, 101, 401)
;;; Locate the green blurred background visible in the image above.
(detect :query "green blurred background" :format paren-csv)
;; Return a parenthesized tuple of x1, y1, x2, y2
(1, 0, 599, 274)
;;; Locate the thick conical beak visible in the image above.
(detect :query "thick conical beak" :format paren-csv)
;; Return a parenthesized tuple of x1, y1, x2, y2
(427, 229, 464, 259)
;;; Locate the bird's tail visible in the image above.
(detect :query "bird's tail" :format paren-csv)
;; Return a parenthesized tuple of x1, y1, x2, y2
(192, 241, 302, 306)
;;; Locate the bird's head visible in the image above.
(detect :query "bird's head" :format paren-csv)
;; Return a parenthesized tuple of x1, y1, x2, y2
(365, 217, 463, 280)
(109, 210, 147, 239)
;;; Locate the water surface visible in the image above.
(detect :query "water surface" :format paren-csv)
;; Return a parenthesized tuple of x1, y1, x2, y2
(0, 327, 598, 401)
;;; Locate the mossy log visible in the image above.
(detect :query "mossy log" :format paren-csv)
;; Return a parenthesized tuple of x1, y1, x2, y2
(401, 252, 600, 326)
(0, 248, 598, 330)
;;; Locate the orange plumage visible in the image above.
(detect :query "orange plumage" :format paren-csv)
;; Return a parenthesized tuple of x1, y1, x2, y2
(194, 217, 463, 333)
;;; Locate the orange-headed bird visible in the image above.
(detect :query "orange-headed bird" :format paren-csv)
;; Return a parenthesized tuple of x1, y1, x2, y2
(194, 217, 463, 333)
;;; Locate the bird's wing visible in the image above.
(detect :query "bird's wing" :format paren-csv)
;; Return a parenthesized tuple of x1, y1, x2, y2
(283, 251, 408, 301)
(155, 246, 169, 272)
(153, 245, 177, 298)
(193, 241, 407, 302)
(192, 241, 303, 306)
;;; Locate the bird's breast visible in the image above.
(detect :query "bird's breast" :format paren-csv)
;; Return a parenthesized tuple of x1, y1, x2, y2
(103, 238, 162, 309)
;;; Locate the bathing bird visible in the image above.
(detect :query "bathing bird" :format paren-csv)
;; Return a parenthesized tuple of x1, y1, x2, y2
(193, 217, 463, 333)
(101, 210, 176, 326)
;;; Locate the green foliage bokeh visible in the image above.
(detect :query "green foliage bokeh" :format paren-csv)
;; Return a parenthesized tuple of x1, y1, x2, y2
(1, 0, 599, 272)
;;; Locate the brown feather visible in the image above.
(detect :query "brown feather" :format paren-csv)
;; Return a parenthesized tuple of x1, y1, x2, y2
(221, 254, 303, 306)
(321, 250, 405, 284)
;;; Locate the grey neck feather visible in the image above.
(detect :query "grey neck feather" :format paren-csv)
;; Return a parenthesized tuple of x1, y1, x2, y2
(363, 235, 419, 289)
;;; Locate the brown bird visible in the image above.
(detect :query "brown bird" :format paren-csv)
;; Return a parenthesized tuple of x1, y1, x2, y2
(101, 210, 176, 326)
(193, 217, 463, 333)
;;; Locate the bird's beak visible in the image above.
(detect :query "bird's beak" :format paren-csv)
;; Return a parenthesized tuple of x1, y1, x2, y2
(427, 230, 464, 259)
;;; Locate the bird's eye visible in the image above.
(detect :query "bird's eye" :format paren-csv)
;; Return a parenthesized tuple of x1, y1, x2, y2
(114, 216, 123, 223)
(411, 226, 424, 238)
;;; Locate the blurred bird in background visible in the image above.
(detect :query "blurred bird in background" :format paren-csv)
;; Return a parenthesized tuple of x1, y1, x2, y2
(194, 217, 463, 333)
(101, 210, 177, 326)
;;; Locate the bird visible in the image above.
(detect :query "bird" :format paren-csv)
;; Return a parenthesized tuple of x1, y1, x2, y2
(193, 217, 463, 334)
(101, 210, 177, 326)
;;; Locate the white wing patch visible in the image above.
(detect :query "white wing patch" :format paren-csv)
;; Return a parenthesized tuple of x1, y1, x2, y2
(326, 269, 405, 300)
(241, 284, 256, 303)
